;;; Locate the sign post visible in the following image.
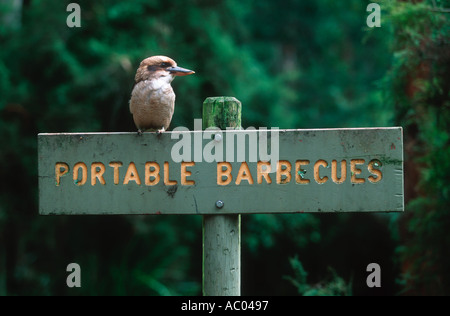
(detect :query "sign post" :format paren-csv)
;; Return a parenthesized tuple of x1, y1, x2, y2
(38, 96, 404, 295)
(202, 97, 241, 296)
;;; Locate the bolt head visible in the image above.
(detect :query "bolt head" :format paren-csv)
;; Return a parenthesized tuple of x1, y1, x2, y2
(214, 133, 222, 142)
(215, 200, 224, 209)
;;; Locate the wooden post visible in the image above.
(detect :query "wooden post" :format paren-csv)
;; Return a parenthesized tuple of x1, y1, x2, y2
(202, 97, 241, 296)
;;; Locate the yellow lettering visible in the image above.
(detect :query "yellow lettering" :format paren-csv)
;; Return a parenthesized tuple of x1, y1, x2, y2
(108, 162, 123, 185)
(276, 160, 292, 184)
(145, 162, 160, 186)
(55, 162, 69, 186)
(236, 162, 254, 185)
(351, 159, 365, 184)
(368, 160, 382, 183)
(181, 162, 195, 186)
(331, 160, 346, 184)
(91, 162, 106, 185)
(73, 162, 87, 186)
(295, 160, 310, 184)
(257, 161, 272, 184)
(124, 162, 141, 185)
(217, 162, 232, 186)
(164, 162, 177, 185)
(314, 160, 328, 184)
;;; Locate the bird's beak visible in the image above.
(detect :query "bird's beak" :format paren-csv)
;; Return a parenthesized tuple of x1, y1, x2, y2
(168, 66, 195, 76)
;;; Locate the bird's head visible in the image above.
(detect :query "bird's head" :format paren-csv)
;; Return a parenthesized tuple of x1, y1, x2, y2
(134, 55, 195, 84)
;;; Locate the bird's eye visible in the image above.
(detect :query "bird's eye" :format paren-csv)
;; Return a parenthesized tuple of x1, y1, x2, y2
(160, 62, 170, 68)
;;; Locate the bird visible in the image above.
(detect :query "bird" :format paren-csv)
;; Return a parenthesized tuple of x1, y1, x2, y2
(129, 55, 195, 135)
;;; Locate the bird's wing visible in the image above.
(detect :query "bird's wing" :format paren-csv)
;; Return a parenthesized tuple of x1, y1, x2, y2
(129, 81, 152, 115)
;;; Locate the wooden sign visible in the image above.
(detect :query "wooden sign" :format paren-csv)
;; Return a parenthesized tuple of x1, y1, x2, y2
(38, 127, 403, 215)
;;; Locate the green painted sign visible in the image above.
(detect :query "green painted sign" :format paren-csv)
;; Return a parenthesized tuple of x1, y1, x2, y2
(38, 127, 403, 215)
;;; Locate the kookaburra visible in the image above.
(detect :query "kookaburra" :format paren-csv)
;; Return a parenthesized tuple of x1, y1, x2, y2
(129, 56, 195, 135)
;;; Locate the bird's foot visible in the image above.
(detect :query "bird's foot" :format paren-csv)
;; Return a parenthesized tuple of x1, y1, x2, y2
(157, 127, 165, 135)
(137, 129, 143, 136)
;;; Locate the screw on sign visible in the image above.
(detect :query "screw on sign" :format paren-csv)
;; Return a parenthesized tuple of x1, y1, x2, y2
(215, 200, 225, 209)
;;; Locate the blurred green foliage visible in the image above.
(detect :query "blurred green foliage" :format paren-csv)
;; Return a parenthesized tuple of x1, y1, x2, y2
(0, 0, 448, 295)
(379, 0, 450, 295)
(285, 255, 352, 296)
